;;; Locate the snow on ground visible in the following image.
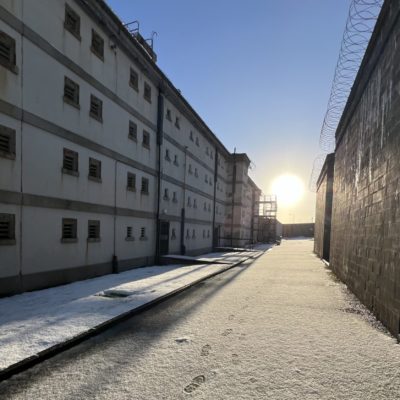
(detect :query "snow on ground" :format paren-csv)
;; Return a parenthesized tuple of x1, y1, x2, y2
(1, 240, 399, 399)
(0, 250, 264, 372)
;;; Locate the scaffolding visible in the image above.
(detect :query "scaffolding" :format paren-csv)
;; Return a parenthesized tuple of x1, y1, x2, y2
(253, 195, 278, 243)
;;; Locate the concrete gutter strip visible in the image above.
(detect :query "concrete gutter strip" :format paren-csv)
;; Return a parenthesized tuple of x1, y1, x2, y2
(0, 249, 269, 382)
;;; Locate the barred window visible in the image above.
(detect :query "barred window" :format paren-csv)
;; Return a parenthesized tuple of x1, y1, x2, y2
(172, 191, 178, 203)
(173, 155, 179, 166)
(90, 95, 103, 122)
(140, 227, 147, 240)
(142, 130, 150, 148)
(130, 68, 139, 91)
(144, 82, 152, 103)
(88, 220, 100, 241)
(62, 148, 79, 176)
(127, 172, 136, 191)
(129, 121, 138, 141)
(0, 124, 16, 160)
(64, 4, 81, 40)
(91, 29, 104, 60)
(163, 188, 169, 200)
(175, 117, 180, 129)
(88, 158, 101, 182)
(165, 149, 171, 161)
(0, 31, 17, 73)
(0, 213, 15, 245)
(63, 77, 80, 108)
(62, 218, 77, 242)
(141, 177, 149, 194)
(126, 226, 134, 241)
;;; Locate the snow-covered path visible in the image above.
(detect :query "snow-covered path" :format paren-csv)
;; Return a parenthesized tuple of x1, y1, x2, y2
(1, 239, 400, 399)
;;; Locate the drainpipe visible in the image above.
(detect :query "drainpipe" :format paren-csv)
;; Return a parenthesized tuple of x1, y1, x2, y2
(211, 148, 218, 250)
(155, 88, 164, 263)
(180, 146, 188, 255)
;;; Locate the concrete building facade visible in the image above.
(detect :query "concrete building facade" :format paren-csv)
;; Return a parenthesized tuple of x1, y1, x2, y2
(0, 0, 261, 296)
(327, 0, 400, 336)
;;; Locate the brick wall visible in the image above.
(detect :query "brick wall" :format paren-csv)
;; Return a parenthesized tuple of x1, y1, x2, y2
(330, 0, 400, 336)
(314, 154, 334, 261)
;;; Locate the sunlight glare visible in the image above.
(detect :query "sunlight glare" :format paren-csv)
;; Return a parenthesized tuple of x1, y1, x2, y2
(272, 174, 305, 206)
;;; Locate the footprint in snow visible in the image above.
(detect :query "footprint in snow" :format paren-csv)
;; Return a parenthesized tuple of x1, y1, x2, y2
(184, 375, 206, 393)
(175, 337, 190, 344)
(232, 354, 239, 365)
(222, 328, 233, 336)
(228, 314, 235, 321)
(201, 344, 211, 356)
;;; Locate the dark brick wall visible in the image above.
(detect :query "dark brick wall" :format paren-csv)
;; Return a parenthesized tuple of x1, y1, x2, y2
(314, 154, 334, 261)
(330, 0, 400, 336)
(282, 223, 314, 238)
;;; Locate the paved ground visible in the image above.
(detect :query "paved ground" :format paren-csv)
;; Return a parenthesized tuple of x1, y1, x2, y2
(1, 239, 399, 399)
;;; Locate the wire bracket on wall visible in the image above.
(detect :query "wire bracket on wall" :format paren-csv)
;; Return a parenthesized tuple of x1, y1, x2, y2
(309, 0, 383, 192)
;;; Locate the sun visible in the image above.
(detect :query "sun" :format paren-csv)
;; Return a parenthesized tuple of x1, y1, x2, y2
(271, 174, 305, 206)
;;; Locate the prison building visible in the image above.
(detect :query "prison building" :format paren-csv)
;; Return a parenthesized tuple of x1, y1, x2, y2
(0, 0, 261, 296)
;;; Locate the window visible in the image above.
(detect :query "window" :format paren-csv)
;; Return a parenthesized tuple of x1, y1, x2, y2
(0, 124, 16, 160)
(165, 149, 171, 161)
(88, 220, 100, 242)
(142, 130, 150, 149)
(163, 188, 169, 200)
(62, 148, 79, 176)
(188, 164, 193, 174)
(203, 230, 206, 239)
(144, 82, 152, 103)
(207, 230, 210, 238)
(194, 168, 198, 178)
(206, 147, 209, 156)
(190, 131, 194, 141)
(175, 117, 180, 129)
(172, 191, 178, 203)
(127, 172, 136, 191)
(126, 226, 134, 241)
(63, 77, 79, 108)
(62, 218, 77, 242)
(205, 174, 208, 183)
(192, 229, 196, 239)
(166, 109, 172, 121)
(130, 68, 139, 91)
(208, 204, 211, 212)
(0, 31, 17, 73)
(90, 95, 102, 122)
(186, 229, 190, 239)
(140, 227, 147, 240)
(91, 29, 104, 60)
(171, 228, 176, 240)
(173, 155, 179, 166)
(195, 137, 199, 146)
(204, 202, 207, 211)
(210, 151, 213, 160)
(0, 214, 15, 245)
(88, 158, 101, 182)
(187, 196, 191, 207)
(193, 199, 197, 209)
(64, 4, 81, 40)
(129, 121, 138, 141)
(141, 177, 149, 194)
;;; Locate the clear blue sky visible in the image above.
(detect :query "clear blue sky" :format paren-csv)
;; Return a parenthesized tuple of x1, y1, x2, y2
(106, 0, 350, 223)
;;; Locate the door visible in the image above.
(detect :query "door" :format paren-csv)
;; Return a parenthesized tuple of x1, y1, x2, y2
(159, 221, 170, 256)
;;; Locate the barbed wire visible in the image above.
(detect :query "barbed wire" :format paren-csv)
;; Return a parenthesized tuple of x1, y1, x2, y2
(309, 0, 383, 192)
